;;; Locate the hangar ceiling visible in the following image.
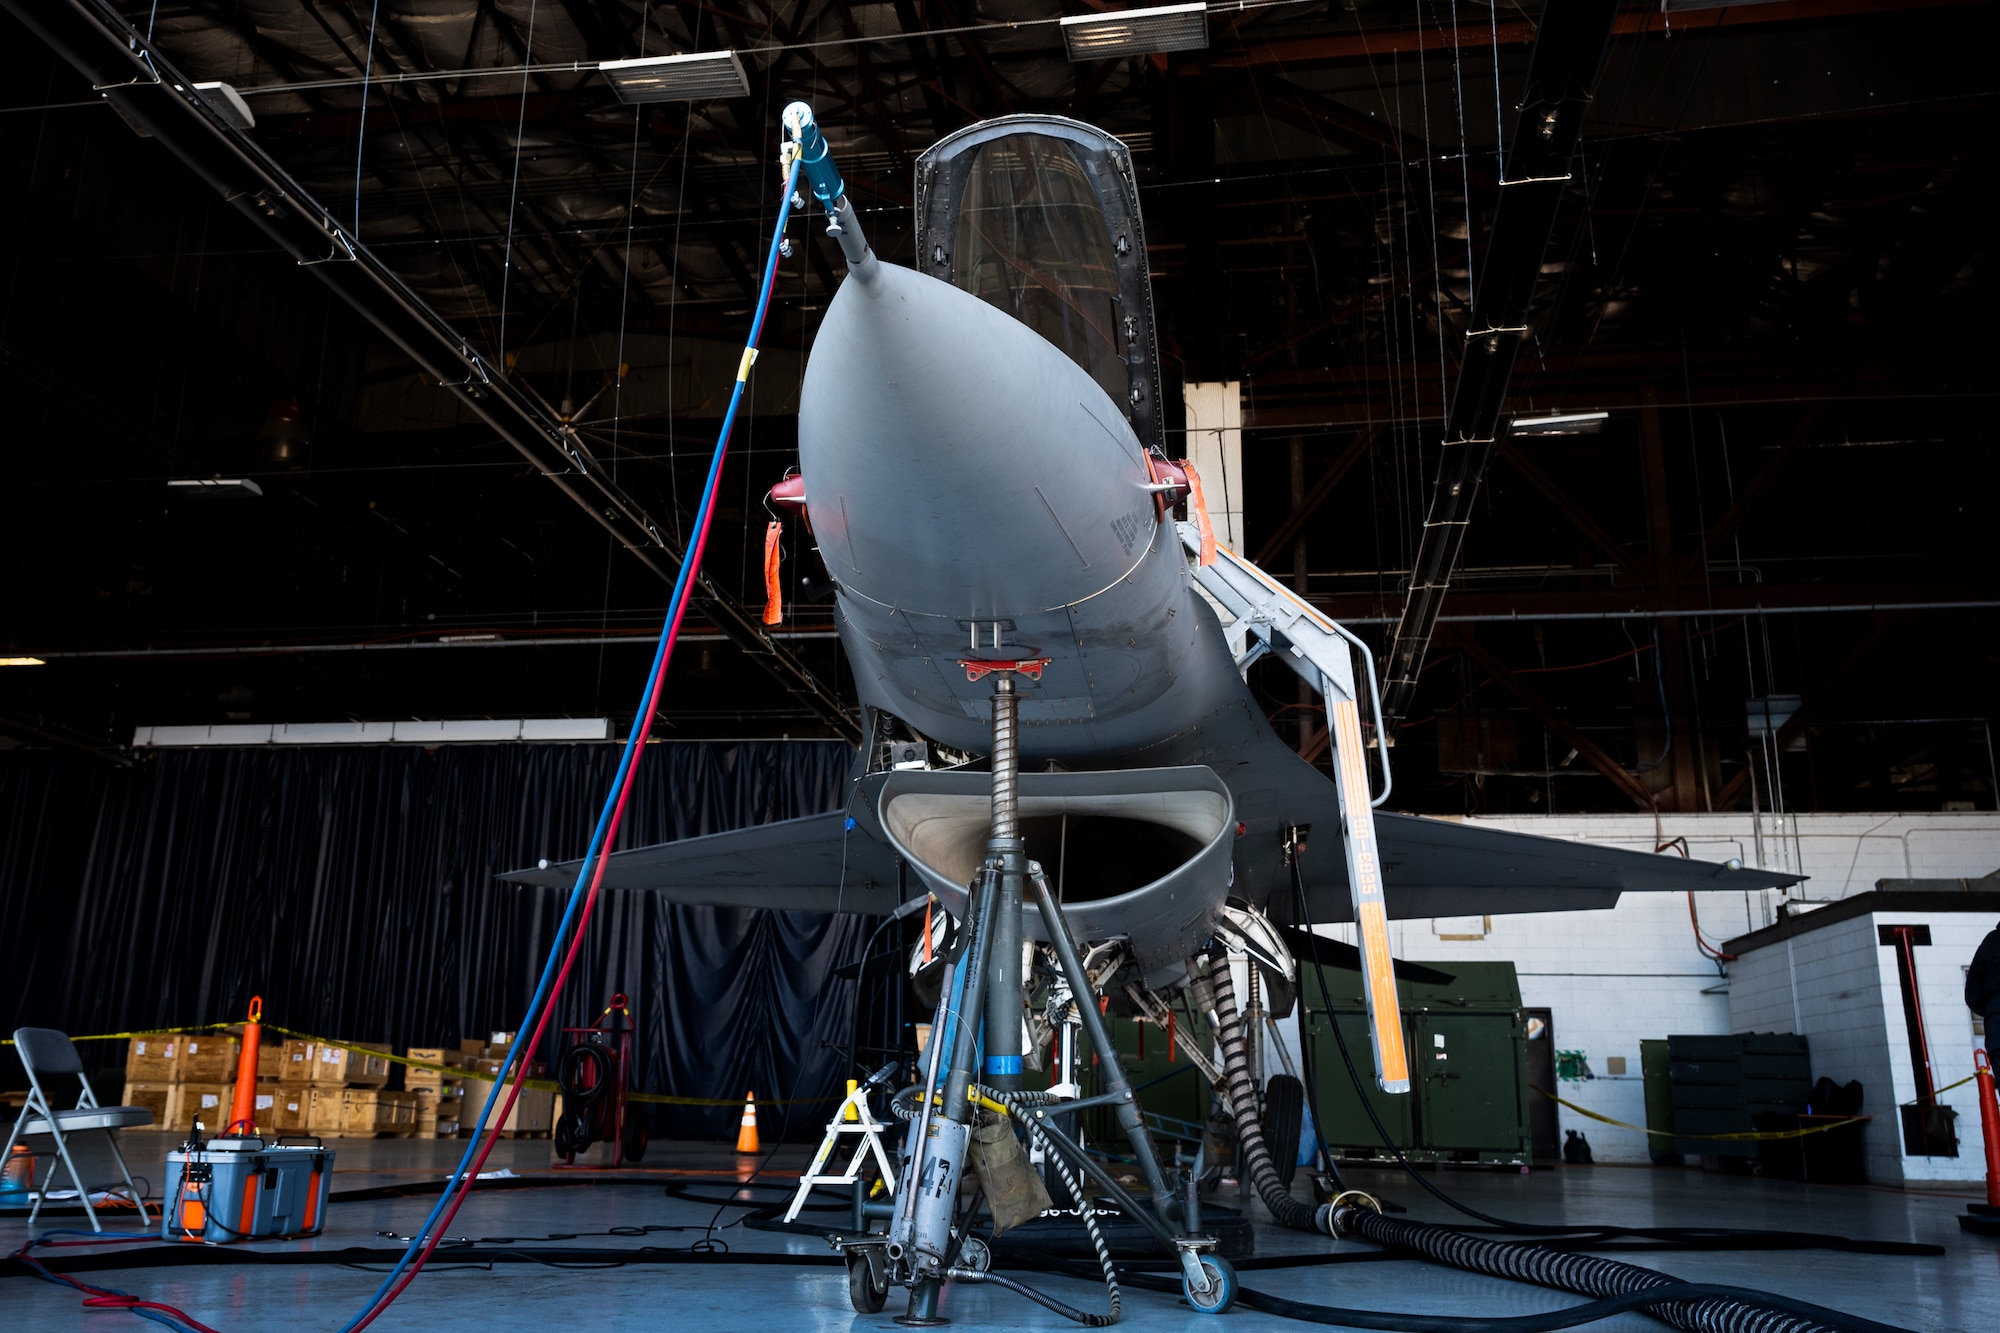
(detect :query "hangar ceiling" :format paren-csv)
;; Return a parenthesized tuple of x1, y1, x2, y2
(1, 0, 1995, 816)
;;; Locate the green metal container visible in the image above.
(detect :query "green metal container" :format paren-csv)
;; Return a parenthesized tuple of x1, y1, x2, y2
(1301, 958, 1532, 1166)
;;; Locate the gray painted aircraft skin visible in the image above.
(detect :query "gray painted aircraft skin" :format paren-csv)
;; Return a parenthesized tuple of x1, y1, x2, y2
(507, 122, 1796, 983)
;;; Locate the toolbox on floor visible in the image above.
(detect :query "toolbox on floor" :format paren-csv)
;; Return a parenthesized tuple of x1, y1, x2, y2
(163, 1136, 334, 1243)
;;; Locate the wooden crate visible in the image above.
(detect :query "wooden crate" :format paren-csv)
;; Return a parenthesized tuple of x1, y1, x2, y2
(164, 1082, 234, 1135)
(458, 1078, 553, 1136)
(340, 1089, 418, 1138)
(307, 1042, 392, 1088)
(405, 1048, 464, 1093)
(178, 1034, 241, 1083)
(270, 1086, 320, 1135)
(121, 1080, 173, 1127)
(124, 1036, 182, 1082)
(239, 1085, 281, 1134)
(303, 1086, 347, 1136)
(276, 1039, 319, 1084)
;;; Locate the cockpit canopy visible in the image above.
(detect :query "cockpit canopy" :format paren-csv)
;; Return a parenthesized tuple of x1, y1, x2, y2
(914, 116, 1163, 451)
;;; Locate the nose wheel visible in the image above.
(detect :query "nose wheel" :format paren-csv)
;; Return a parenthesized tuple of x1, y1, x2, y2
(1183, 1254, 1237, 1314)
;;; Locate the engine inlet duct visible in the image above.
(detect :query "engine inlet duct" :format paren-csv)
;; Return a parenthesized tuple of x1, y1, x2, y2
(878, 765, 1233, 989)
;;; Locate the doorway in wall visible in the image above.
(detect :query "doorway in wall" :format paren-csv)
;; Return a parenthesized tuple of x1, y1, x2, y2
(1525, 1007, 1560, 1161)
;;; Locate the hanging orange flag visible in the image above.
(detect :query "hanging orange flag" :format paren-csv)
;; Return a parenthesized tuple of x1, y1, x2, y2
(762, 521, 784, 625)
(1180, 459, 1217, 567)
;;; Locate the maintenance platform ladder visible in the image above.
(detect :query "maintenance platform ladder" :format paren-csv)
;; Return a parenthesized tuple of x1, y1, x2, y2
(1175, 522, 1412, 1095)
(783, 1080, 898, 1223)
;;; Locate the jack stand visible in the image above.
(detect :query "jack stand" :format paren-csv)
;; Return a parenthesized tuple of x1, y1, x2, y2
(848, 669, 1235, 1321)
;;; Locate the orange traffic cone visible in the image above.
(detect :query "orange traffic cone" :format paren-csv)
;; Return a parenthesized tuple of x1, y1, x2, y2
(735, 1091, 760, 1154)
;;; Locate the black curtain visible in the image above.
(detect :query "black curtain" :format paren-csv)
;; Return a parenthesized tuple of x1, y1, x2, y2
(0, 740, 868, 1139)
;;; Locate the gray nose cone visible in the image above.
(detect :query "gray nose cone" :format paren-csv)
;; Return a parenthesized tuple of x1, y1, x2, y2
(798, 264, 1151, 619)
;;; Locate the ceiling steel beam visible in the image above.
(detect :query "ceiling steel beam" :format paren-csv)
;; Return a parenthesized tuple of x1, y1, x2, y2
(1378, 0, 1621, 733)
(1439, 626, 1657, 811)
(1709, 612, 1903, 810)
(1310, 583, 1997, 625)
(1492, 439, 1647, 585)
(1691, 403, 1828, 574)
(1251, 425, 1378, 568)
(5, 0, 861, 742)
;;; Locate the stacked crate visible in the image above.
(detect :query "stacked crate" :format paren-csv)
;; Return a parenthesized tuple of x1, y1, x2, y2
(455, 1031, 555, 1137)
(405, 1048, 466, 1139)
(271, 1039, 413, 1138)
(121, 1033, 249, 1135)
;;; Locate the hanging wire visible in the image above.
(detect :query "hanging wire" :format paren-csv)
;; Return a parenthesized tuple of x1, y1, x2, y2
(496, 0, 542, 364)
(611, 4, 652, 478)
(1448, 1, 1480, 332)
(662, 7, 707, 551)
(1488, 0, 1504, 189)
(1420, 2, 1452, 418)
(352, 0, 382, 237)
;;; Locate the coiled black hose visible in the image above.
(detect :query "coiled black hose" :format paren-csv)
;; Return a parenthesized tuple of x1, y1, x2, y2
(1210, 959, 1330, 1235)
(1334, 1206, 1907, 1333)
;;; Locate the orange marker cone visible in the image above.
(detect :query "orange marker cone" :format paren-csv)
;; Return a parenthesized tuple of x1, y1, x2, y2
(735, 1091, 760, 1154)
(225, 996, 264, 1136)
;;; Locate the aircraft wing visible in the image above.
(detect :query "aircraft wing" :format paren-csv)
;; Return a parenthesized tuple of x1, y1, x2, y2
(500, 810, 906, 915)
(1302, 811, 1799, 923)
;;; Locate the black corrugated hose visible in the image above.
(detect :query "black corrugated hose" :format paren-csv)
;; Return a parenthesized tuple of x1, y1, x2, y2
(1330, 1204, 1908, 1333)
(890, 1084, 1121, 1325)
(1209, 956, 1333, 1234)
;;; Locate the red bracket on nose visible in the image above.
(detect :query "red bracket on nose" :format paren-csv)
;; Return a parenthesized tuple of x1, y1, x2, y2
(958, 657, 1051, 682)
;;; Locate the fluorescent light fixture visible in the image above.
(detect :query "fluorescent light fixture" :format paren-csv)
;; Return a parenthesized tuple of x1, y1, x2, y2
(599, 51, 750, 103)
(192, 82, 256, 131)
(1508, 411, 1609, 437)
(167, 477, 264, 497)
(0, 656, 45, 667)
(132, 718, 613, 747)
(1060, 3, 1208, 61)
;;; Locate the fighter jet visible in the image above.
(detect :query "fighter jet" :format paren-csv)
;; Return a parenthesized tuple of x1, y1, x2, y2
(507, 109, 1794, 1089)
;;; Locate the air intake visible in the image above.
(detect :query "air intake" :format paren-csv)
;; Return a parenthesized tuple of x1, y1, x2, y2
(879, 765, 1234, 986)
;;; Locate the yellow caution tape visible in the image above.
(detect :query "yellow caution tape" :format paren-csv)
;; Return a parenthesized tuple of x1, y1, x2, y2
(1904, 1071, 1979, 1102)
(1, 1022, 237, 1046)
(1532, 1085, 1869, 1143)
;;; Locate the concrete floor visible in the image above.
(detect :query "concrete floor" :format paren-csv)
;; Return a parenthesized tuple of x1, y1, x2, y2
(5, 1130, 1996, 1331)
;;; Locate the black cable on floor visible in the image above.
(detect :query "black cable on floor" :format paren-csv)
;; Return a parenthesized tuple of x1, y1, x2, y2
(1104, 1265, 1913, 1333)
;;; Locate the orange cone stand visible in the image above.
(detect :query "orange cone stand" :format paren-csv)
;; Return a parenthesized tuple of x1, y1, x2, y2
(225, 996, 264, 1136)
(735, 1092, 760, 1154)
(1965, 1049, 2000, 1237)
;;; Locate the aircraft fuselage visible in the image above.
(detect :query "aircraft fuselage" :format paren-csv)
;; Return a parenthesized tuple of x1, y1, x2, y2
(799, 262, 1245, 763)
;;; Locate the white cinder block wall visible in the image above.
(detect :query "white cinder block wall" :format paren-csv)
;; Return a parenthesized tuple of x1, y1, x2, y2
(1313, 812, 2000, 1167)
(1728, 915, 1902, 1182)
(1729, 909, 1994, 1185)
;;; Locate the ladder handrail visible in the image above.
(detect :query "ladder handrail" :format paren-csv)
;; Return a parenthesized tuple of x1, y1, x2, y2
(1177, 523, 1393, 807)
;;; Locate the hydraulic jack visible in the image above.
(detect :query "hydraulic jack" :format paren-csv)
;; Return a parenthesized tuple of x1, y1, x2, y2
(833, 671, 1237, 1322)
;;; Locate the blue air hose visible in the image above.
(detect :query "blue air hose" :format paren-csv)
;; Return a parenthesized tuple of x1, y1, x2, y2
(337, 154, 807, 1333)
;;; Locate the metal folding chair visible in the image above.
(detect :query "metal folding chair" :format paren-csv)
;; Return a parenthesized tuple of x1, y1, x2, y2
(2, 1028, 153, 1231)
